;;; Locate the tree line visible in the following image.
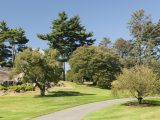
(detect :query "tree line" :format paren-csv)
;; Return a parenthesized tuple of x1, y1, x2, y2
(1, 9, 160, 100)
(67, 9, 160, 103)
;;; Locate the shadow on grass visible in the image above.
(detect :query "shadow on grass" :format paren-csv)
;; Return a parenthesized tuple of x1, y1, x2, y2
(0, 117, 4, 119)
(123, 100, 160, 107)
(35, 91, 95, 98)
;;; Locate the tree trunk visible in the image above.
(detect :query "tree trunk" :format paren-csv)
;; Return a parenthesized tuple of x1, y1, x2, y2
(11, 43, 16, 67)
(63, 62, 65, 81)
(137, 97, 143, 104)
(40, 86, 45, 96)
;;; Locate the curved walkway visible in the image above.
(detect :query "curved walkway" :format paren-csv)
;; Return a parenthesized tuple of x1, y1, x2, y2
(32, 98, 134, 120)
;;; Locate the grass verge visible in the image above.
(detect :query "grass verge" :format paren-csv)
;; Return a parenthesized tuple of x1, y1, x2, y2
(83, 98, 160, 120)
(0, 82, 116, 120)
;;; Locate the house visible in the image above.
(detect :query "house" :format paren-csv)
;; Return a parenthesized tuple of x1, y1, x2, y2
(0, 69, 23, 87)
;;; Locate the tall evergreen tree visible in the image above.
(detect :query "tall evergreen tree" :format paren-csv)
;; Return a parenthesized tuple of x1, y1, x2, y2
(128, 9, 151, 65)
(0, 21, 10, 66)
(38, 11, 95, 80)
(6, 28, 28, 66)
(0, 21, 28, 67)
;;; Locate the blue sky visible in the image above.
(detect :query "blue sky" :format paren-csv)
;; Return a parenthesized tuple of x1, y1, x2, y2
(0, 0, 160, 49)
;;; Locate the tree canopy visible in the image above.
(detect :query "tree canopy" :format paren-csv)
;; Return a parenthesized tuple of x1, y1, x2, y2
(37, 11, 95, 81)
(37, 11, 95, 60)
(0, 21, 28, 67)
(112, 65, 160, 104)
(11, 48, 62, 96)
(68, 46, 121, 88)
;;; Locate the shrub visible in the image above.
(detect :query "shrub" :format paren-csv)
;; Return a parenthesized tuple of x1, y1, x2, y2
(9, 84, 33, 92)
(112, 65, 160, 104)
(0, 86, 8, 90)
(24, 85, 34, 91)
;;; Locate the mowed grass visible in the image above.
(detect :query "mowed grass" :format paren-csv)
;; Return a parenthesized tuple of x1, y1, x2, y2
(83, 98, 160, 120)
(0, 82, 115, 120)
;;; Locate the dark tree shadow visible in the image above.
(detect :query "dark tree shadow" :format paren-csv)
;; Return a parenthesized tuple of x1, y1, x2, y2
(34, 91, 95, 97)
(0, 117, 4, 119)
(123, 100, 160, 107)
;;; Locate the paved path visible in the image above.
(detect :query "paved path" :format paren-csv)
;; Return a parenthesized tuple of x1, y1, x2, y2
(32, 98, 134, 120)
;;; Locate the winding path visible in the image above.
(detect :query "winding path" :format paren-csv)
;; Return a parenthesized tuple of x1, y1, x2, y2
(32, 98, 134, 120)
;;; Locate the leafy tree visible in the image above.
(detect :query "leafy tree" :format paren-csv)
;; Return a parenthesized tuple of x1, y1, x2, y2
(99, 37, 111, 48)
(0, 21, 10, 66)
(112, 65, 160, 104)
(128, 9, 151, 38)
(113, 38, 135, 68)
(91, 47, 121, 88)
(6, 28, 28, 67)
(37, 11, 95, 81)
(148, 59, 160, 79)
(11, 49, 62, 96)
(0, 43, 10, 67)
(127, 9, 160, 67)
(0, 21, 28, 67)
(128, 9, 151, 65)
(68, 46, 96, 83)
(113, 38, 130, 58)
(141, 21, 160, 64)
(68, 46, 121, 88)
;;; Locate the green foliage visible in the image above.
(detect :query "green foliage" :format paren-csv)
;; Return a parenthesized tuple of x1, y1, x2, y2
(38, 12, 95, 81)
(68, 46, 121, 88)
(0, 43, 6, 66)
(0, 21, 28, 67)
(113, 38, 131, 58)
(128, 9, 151, 65)
(37, 11, 95, 60)
(24, 85, 34, 91)
(127, 9, 160, 66)
(112, 65, 160, 104)
(0, 85, 8, 90)
(112, 9, 160, 69)
(0, 82, 113, 120)
(128, 9, 151, 38)
(0, 84, 33, 92)
(66, 70, 73, 82)
(68, 46, 96, 83)
(11, 48, 63, 96)
(8, 84, 33, 92)
(99, 37, 111, 48)
(149, 60, 160, 78)
(113, 38, 136, 68)
(0, 21, 9, 66)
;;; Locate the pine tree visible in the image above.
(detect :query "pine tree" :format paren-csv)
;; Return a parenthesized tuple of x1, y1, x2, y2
(128, 9, 151, 65)
(38, 11, 95, 80)
(0, 21, 28, 67)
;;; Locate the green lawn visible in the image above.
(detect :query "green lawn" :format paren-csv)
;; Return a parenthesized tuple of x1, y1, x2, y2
(83, 98, 160, 120)
(0, 82, 115, 120)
